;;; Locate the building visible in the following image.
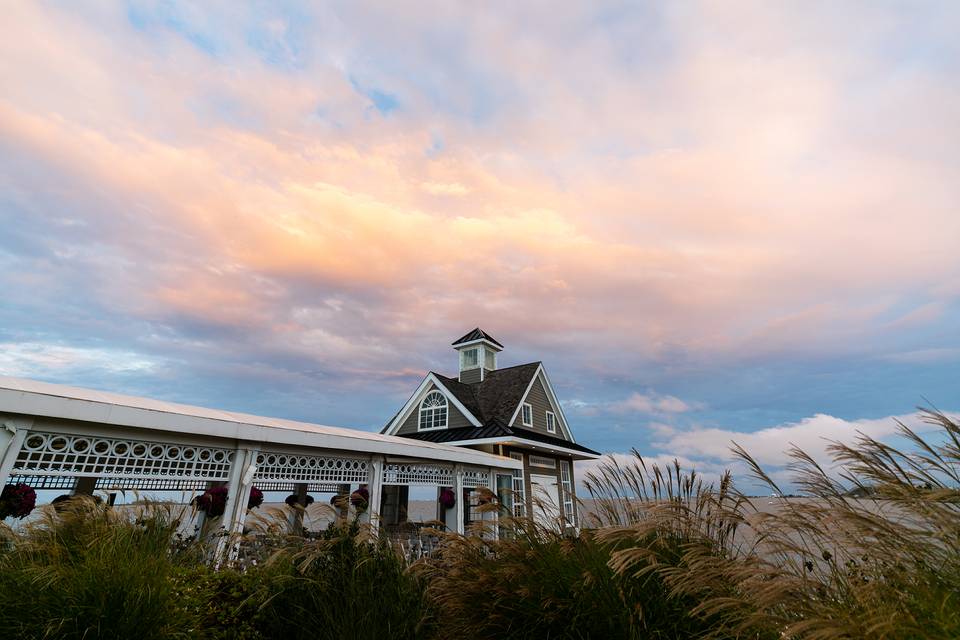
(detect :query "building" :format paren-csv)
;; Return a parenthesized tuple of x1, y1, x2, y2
(382, 328, 600, 530)
(0, 375, 521, 551)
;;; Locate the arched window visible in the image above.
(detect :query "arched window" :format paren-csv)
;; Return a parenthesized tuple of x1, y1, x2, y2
(418, 391, 448, 431)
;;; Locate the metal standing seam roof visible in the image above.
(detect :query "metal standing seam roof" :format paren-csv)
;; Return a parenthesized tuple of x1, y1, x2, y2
(0, 376, 521, 470)
(451, 328, 504, 349)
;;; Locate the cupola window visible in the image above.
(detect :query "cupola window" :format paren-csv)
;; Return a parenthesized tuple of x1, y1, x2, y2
(460, 348, 480, 370)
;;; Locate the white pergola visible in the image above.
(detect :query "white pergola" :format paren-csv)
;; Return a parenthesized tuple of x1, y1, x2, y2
(0, 376, 521, 542)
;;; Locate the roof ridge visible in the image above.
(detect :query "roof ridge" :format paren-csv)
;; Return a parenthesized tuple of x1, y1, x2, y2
(483, 361, 540, 373)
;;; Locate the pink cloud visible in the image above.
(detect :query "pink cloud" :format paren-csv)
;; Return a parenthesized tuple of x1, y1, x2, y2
(0, 0, 957, 385)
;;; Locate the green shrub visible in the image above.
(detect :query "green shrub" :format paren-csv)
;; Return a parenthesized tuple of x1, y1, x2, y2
(169, 564, 263, 639)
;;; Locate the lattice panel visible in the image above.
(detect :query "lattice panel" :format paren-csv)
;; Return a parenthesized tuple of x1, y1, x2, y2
(253, 481, 342, 493)
(254, 452, 368, 484)
(14, 432, 235, 481)
(6, 474, 76, 490)
(462, 468, 491, 488)
(96, 477, 210, 491)
(383, 463, 453, 486)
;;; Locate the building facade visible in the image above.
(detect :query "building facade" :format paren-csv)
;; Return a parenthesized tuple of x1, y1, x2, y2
(382, 329, 600, 530)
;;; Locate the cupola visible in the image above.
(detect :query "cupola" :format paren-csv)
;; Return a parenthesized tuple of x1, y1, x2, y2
(452, 328, 503, 383)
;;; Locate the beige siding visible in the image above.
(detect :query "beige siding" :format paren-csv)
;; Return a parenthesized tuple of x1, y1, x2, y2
(459, 368, 482, 384)
(511, 375, 569, 441)
(396, 384, 473, 435)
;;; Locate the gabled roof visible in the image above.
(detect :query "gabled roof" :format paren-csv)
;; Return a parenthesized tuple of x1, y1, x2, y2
(451, 328, 504, 349)
(382, 361, 579, 446)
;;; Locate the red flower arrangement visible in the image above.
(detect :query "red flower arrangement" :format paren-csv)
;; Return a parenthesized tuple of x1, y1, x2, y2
(439, 488, 456, 510)
(0, 483, 36, 519)
(285, 493, 315, 507)
(350, 487, 369, 510)
(193, 486, 229, 517)
(247, 486, 264, 509)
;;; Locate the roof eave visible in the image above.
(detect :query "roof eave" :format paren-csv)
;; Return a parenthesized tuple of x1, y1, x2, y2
(440, 436, 602, 461)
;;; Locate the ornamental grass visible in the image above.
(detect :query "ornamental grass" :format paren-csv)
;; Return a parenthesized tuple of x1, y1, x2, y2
(0, 408, 957, 639)
(0, 498, 202, 639)
(583, 407, 960, 640)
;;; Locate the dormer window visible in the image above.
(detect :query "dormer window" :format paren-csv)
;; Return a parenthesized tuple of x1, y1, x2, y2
(460, 348, 480, 370)
(546, 411, 556, 434)
(419, 391, 448, 430)
(484, 348, 496, 370)
(521, 403, 533, 427)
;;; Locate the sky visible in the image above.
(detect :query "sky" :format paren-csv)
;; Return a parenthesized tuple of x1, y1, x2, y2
(1, 1, 958, 492)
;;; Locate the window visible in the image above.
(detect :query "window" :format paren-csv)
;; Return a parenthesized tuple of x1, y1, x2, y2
(460, 348, 479, 369)
(545, 411, 556, 434)
(509, 452, 526, 517)
(484, 348, 495, 370)
(521, 403, 532, 427)
(529, 455, 555, 468)
(560, 460, 575, 525)
(418, 391, 448, 430)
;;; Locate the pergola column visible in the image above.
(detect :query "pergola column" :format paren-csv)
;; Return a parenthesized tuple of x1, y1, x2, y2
(454, 464, 465, 535)
(366, 455, 384, 536)
(488, 466, 499, 540)
(217, 446, 258, 562)
(0, 418, 30, 489)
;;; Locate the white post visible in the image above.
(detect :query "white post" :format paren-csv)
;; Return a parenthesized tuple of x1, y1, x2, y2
(367, 455, 384, 537)
(454, 464, 465, 535)
(0, 418, 31, 489)
(488, 466, 499, 540)
(216, 447, 258, 562)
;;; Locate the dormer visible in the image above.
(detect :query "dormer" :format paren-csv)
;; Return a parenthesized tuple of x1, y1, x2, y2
(452, 328, 503, 383)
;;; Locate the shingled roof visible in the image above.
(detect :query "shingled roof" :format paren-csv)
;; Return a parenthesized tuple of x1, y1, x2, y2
(433, 362, 540, 426)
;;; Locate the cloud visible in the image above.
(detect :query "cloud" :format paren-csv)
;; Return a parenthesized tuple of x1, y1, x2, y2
(610, 391, 698, 415)
(0, 343, 159, 377)
(0, 2, 957, 439)
(578, 410, 959, 493)
(654, 411, 949, 468)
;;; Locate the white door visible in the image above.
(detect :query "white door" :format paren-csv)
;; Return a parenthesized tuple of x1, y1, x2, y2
(529, 473, 561, 529)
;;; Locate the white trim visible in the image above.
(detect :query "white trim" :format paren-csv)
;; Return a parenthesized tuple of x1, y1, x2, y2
(508, 366, 541, 427)
(508, 451, 526, 517)
(521, 402, 533, 427)
(536, 368, 576, 443)
(545, 410, 556, 434)
(417, 390, 448, 431)
(452, 337, 503, 352)
(382, 373, 482, 435)
(438, 436, 600, 460)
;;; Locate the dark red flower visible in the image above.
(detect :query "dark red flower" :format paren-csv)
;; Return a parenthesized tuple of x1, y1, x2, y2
(0, 483, 36, 519)
(350, 487, 369, 510)
(439, 488, 456, 510)
(194, 486, 229, 517)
